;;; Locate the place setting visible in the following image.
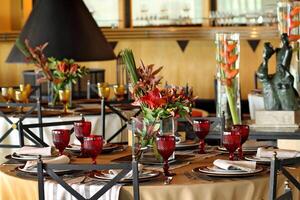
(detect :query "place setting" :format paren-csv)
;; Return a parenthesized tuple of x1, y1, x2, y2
(93, 164, 161, 184)
(189, 124, 265, 178)
(193, 159, 264, 177)
(245, 147, 300, 164)
(66, 120, 123, 156)
(10, 146, 59, 161)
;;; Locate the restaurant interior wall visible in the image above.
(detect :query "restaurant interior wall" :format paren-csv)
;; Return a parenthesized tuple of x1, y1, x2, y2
(0, 0, 279, 100)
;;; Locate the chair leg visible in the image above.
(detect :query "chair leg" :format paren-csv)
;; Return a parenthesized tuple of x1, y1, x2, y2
(269, 152, 279, 200)
(132, 161, 140, 200)
(37, 157, 45, 200)
(18, 122, 25, 147)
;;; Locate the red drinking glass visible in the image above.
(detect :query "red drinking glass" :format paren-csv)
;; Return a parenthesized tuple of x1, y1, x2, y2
(156, 135, 176, 176)
(231, 124, 249, 159)
(83, 135, 103, 164)
(223, 131, 241, 160)
(193, 119, 210, 154)
(52, 129, 70, 155)
(74, 120, 92, 155)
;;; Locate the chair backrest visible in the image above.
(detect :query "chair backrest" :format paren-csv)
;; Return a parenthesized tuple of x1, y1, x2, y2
(19, 119, 81, 147)
(0, 85, 43, 148)
(37, 157, 140, 200)
(269, 152, 300, 200)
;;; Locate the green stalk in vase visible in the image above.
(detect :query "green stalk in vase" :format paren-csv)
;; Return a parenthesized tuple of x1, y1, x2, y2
(225, 84, 240, 125)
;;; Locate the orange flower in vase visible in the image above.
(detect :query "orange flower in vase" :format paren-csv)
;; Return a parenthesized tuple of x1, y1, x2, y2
(216, 33, 241, 125)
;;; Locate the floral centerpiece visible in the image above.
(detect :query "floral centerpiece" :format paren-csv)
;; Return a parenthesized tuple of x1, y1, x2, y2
(16, 39, 88, 105)
(215, 33, 241, 125)
(121, 49, 192, 153)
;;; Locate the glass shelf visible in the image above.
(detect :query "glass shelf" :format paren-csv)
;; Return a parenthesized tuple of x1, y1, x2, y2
(132, 0, 204, 27)
(83, 0, 120, 28)
(213, 0, 277, 26)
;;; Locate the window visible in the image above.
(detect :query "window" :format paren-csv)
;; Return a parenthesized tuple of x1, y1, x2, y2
(83, 0, 119, 28)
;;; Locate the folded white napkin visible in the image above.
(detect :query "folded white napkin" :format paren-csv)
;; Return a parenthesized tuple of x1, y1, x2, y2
(16, 146, 53, 156)
(23, 155, 70, 170)
(256, 147, 300, 159)
(213, 159, 256, 172)
(108, 164, 144, 179)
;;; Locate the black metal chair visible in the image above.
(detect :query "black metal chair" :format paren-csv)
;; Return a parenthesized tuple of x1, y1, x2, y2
(269, 152, 300, 200)
(18, 119, 81, 147)
(37, 152, 140, 200)
(101, 98, 141, 143)
(87, 83, 141, 142)
(0, 85, 43, 148)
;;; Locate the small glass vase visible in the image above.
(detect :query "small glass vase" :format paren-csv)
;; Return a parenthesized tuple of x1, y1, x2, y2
(48, 82, 72, 107)
(132, 117, 177, 163)
(215, 33, 241, 128)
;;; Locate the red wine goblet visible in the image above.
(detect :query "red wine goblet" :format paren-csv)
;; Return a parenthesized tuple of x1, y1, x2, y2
(74, 120, 91, 156)
(52, 129, 70, 155)
(193, 119, 210, 154)
(156, 135, 176, 176)
(83, 135, 103, 165)
(231, 124, 249, 159)
(223, 131, 241, 160)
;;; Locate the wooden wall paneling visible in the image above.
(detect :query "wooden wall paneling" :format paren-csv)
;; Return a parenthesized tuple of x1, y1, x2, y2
(0, 38, 280, 99)
(0, 1, 11, 31)
(10, 0, 22, 30)
(22, 0, 33, 27)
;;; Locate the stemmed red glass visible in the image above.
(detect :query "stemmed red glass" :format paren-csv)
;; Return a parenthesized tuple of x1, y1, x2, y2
(52, 129, 70, 155)
(193, 119, 210, 154)
(223, 131, 241, 160)
(231, 124, 249, 159)
(83, 135, 103, 164)
(156, 135, 176, 176)
(74, 120, 92, 156)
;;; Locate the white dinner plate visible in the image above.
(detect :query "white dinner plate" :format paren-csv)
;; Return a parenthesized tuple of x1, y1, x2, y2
(94, 170, 160, 183)
(217, 146, 258, 153)
(175, 140, 199, 150)
(193, 166, 264, 177)
(11, 153, 56, 161)
(17, 166, 72, 174)
(206, 166, 249, 173)
(244, 156, 272, 163)
(66, 144, 120, 153)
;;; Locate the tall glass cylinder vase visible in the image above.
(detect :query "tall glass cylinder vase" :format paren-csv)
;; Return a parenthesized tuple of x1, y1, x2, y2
(277, 0, 300, 95)
(215, 33, 241, 127)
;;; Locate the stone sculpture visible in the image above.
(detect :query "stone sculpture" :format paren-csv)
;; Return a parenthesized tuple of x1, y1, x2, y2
(257, 33, 298, 111)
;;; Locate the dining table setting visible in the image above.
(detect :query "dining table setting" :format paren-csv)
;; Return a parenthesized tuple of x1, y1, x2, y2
(1, 117, 300, 200)
(1, 49, 300, 200)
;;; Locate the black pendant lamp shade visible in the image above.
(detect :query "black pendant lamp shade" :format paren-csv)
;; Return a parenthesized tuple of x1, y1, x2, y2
(6, 0, 115, 63)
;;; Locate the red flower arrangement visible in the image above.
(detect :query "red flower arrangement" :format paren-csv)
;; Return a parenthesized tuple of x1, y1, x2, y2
(16, 39, 88, 104)
(121, 49, 193, 146)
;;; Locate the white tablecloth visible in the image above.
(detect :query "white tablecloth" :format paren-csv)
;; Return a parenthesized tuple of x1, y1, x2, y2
(0, 113, 129, 159)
